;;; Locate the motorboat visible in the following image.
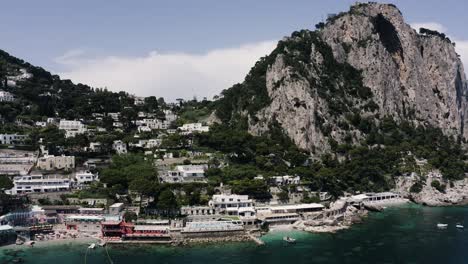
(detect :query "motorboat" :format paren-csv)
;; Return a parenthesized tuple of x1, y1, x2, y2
(15, 239, 24, 245)
(437, 223, 448, 228)
(283, 236, 296, 243)
(456, 224, 464, 229)
(88, 243, 96, 249)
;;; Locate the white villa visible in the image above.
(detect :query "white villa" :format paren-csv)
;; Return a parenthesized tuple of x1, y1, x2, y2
(178, 123, 209, 134)
(58, 120, 87, 138)
(271, 175, 301, 185)
(75, 171, 99, 185)
(0, 90, 14, 102)
(162, 165, 207, 183)
(7, 174, 71, 195)
(208, 194, 254, 215)
(0, 134, 28, 145)
(112, 140, 127, 155)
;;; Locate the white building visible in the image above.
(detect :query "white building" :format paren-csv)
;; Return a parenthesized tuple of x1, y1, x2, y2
(35, 121, 47, 127)
(163, 110, 177, 123)
(208, 194, 254, 215)
(134, 97, 145, 106)
(88, 142, 102, 152)
(178, 123, 209, 134)
(58, 120, 87, 138)
(7, 174, 71, 195)
(146, 139, 162, 149)
(64, 215, 104, 233)
(36, 155, 75, 171)
(0, 90, 14, 102)
(0, 134, 28, 145)
(142, 118, 169, 130)
(75, 171, 99, 185)
(112, 140, 127, 155)
(0, 151, 37, 176)
(137, 125, 152, 133)
(271, 175, 301, 185)
(109, 203, 124, 215)
(107, 112, 120, 121)
(162, 165, 207, 183)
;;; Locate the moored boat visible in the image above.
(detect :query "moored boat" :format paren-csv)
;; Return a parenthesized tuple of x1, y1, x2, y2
(456, 224, 464, 229)
(283, 236, 296, 243)
(437, 223, 448, 228)
(88, 243, 96, 249)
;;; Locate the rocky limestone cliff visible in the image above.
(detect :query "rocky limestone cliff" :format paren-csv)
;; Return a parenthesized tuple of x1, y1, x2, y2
(223, 3, 468, 155)
(395, 171, 468, 206)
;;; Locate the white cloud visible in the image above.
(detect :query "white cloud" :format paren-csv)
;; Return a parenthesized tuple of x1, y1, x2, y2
(54, 49, 86, 66)
(410, 22, 447, 33)
(55, 41, 276, 101)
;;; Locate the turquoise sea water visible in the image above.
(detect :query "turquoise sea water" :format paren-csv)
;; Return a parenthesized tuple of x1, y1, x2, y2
(2, 204, 468, 264)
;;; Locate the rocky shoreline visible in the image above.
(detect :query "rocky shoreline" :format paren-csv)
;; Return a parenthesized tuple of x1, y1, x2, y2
(395, 171, 468, 206)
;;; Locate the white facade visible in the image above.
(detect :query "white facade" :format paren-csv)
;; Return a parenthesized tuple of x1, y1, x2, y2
(36, 155, 75, 170)
(208, 194, 254, 215)
(35, 121, 47, 127)
(162, 165, 207, 183)
(137, 126, 152, 133)
(178, 123, 209, 134)
(64, 215, 104, 233)
(0, 90, 14, 102)
(107, 112, 120, 121)
(271, 175, 301, 185)
(163, 110, 177, 123)
(88, 142, 102, 152)
(142, 118, 169, 130)
(59, 120, 87, 138)
(75, 171, 99, 185)
(8, 174, 71, 195)
(109, 203, 124, 215)
(146, 139, 162, 149)
(0, 134, 28, 145)
(112, 140, 127, 155)
(134, 97, 145, 106)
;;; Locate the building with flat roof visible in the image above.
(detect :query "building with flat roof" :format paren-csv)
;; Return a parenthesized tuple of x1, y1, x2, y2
(7, 174, 71, 195)
(36, 154, 75, 171)
(64, 215, 104, 233)
(58, 120, 87, 138)
(0, 134, 28, 145)
(0, 151, 36, 176)
(162, 164, 207, 183)
(75, 171, 99, 186)
(208, 194, 254, 215)
(109, 203, 124, 215)
(112, 140, 127, 155)
(178, 123, 209, 134)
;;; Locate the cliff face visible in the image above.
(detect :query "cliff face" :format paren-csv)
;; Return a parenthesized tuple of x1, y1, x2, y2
(223, 3, 467, 155)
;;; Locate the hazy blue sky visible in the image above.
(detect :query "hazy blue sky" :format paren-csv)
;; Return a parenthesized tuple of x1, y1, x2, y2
(1, 0, 467, 100)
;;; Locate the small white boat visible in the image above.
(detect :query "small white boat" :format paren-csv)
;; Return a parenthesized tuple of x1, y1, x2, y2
(437, 223, 448, 228)
(283, 236, 296, 243)
(88, 243, 96, 249)
(15, 239, 24, 245)
(456, 224, 464, 229)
